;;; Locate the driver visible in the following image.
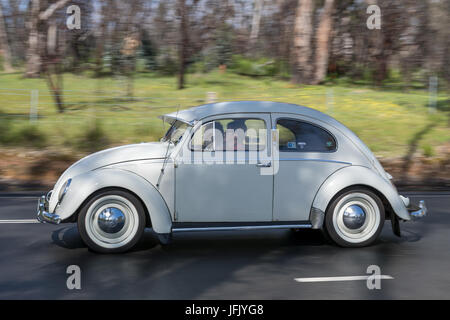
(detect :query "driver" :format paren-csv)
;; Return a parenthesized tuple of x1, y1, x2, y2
(226, 119, 247, 151)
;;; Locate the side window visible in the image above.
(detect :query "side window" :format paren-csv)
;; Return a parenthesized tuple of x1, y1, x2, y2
(276, 118, 336, 152)
(191, 121, 214, 151)
(190, 118, 267, 151)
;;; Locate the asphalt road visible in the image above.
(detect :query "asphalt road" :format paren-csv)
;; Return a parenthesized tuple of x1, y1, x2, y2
(0, 192, 448, 299)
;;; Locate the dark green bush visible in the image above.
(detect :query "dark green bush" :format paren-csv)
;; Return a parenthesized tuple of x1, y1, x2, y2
(229, 55, 278, 77)
(155, 54, 178, 76)
(1, 122, 48, 148)
(76, 119, 110, 152)
(0, 118, 12, 144)
(16, 125, 48, 148)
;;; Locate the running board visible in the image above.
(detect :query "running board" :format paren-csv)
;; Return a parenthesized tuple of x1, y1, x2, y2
(172, 223, 312, 233)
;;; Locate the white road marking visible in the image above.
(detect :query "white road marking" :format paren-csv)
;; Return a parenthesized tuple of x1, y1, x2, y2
(294, 275, 394, 283)
(0, 219, 40, 224)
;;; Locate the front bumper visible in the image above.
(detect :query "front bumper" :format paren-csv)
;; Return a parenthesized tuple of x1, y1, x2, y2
(37, 194, 61, 224)
(407, 200, 427, 220)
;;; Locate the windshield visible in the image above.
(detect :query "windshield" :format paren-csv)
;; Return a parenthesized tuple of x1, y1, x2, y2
(162, 120, 190, 145)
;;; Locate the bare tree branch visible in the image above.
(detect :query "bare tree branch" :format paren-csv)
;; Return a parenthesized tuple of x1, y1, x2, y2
(39, 0, 72, 21)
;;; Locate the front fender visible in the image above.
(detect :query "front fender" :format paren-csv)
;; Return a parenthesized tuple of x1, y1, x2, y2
(54, 168, 173, 233)
(312, 165, 410, 221)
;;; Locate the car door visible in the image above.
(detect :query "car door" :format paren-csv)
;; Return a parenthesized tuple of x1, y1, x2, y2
(174, 113, 273, 222)
(272, 114, 350, 222)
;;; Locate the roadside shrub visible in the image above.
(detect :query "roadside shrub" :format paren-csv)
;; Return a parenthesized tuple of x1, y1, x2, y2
(140, 30, 157, 71)
(76, 119, 110, 152)
(229, 55, 278, 77)
(422, 144, 435, 158)
(0, 123, 48, 148)
(16, 125, 48, 148)
(0, 116, 12, 144)
(155, 54, 178, 76)
(187, 60, 209, 74)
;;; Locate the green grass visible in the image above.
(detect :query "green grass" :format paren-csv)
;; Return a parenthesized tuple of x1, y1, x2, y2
(0, 70, 448, 158)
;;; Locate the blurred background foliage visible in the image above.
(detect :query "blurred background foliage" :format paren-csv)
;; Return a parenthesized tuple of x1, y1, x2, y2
(0, 0, 448, 160)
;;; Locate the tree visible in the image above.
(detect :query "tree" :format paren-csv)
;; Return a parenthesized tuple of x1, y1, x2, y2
(312, 0, 335, 84)
(249, 0, 264, 51)
(43, 19, 65, 113)
(177, 0, 188, 89)
(25, 0, 72, 78)
(291, 0, 314, 84)
(25, 0, 41, 77)
(94, 0, 113, 77)
(0, 3, 13, 72)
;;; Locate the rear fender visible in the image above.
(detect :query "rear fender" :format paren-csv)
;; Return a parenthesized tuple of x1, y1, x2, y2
(312, 166, 410, 221)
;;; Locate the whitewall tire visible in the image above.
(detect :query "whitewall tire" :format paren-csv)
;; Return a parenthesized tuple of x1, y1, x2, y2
(324, 188, 385, 247)
(78, 189, 146, 253)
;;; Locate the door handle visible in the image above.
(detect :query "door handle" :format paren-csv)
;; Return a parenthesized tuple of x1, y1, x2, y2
(256, 161, 271, 167)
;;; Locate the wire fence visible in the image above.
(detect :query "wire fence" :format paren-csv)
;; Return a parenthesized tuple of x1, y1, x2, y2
(0, 76, 445, 126)
(0, 77, 447, 158)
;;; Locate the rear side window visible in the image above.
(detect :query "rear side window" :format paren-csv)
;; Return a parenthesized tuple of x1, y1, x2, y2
(276, 118, 336, 152)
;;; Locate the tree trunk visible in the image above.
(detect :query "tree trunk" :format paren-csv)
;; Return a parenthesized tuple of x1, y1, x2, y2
(95, 1, 110, 77)
(44, 21, 64, 113)
(26, 0, 41, 77)
(249, 0, 264, 51)
(26, 0, 72, 78)
(291, 0, 314, 84)
(44, 65, 64, 113)
(177, 0, 188, 90)
(0, 3, 14, 72)
(312, 0, 335, 85)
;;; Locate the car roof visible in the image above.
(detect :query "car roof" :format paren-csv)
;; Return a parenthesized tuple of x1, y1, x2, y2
(160, 101, 336, 125)
(160, 100, 377, 165)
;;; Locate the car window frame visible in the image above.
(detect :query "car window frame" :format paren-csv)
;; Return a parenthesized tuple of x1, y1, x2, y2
(188, 115, 270, 153)
(275, 117, 338, 153)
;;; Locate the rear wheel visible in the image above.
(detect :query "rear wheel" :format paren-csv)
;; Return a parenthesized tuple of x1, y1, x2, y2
(324, 188, 385, 247)
(78, 189, 146, 253)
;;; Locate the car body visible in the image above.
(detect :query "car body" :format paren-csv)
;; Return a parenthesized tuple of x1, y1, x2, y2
(37, 101, 426, 252)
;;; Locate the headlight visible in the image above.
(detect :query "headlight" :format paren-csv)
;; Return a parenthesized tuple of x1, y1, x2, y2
(58, 178, 72, 203)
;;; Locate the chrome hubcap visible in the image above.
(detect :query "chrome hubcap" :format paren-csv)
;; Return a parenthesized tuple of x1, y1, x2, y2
(332, 193, 381, 243)
(85, 195, 139, 249)
(98, 207, 126, 233)
(342, 205, 366, 230)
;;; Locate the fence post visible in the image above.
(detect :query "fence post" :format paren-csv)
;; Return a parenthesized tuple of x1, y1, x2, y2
(206, 91, 217, 103)
(428, 76, 437, 114)
(29, 89, 38, 123)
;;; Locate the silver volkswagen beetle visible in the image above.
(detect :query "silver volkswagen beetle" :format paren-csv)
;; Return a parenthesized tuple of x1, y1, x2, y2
(37, 101, 426, 253)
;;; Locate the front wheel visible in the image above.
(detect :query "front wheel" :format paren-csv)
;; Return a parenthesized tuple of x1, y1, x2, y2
(324, 188, 385, 247)
(78, 189, 146, 253)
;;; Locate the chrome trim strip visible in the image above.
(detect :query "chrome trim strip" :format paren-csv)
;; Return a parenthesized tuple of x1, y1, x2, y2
(277, 158, 351, 165)
(176, 159, 351, 165)
(172, 224, 312, 232)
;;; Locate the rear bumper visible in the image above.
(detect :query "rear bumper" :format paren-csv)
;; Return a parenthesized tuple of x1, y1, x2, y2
(407, 200, 427, 220)
(37, 194, 61, 224)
